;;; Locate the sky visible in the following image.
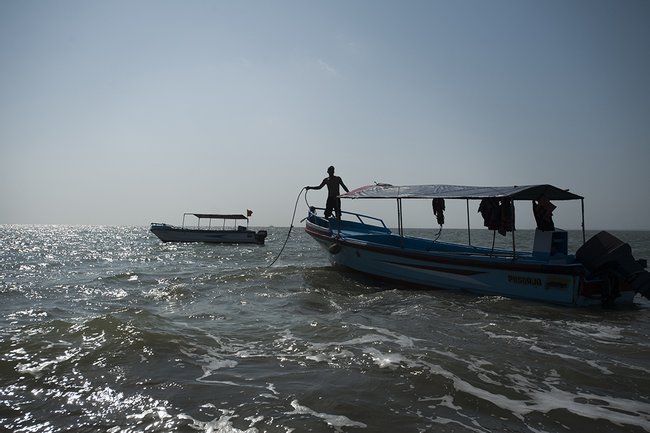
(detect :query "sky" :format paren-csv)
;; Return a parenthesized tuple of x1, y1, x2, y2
(1, 0, 649, 230)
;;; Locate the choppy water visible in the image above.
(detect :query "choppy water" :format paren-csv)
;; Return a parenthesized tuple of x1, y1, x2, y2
(1, 225, 649, 433)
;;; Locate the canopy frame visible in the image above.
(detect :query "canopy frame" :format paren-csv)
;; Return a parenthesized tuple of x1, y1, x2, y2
(339, 184, 587, 257)
(182, 213, 249, 230)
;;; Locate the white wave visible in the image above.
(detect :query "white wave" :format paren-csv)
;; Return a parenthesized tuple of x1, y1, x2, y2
(177, 409, 259, 433)
(481, 328, 538, 345)
(528, 344, 613, 375)
(196, 356, 238, 382)
(16, 347, 81, 379)
(418, 358, 650, 430)
(287, 399, 366, 429)
(526, 386, 650, 430)
(357, 324, 421, 348)
(429, 416, 489, 433)
(363, 347, 411, 370)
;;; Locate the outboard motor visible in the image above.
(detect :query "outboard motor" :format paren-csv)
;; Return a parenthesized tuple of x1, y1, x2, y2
(576, 231, 650, 303)
(255, 230, 268, 244)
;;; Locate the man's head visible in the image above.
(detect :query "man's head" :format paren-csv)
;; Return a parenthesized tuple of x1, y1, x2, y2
(327, 166, 335, 175)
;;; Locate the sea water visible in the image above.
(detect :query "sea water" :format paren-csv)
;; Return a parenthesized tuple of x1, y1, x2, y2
(1, 225, 649, 433)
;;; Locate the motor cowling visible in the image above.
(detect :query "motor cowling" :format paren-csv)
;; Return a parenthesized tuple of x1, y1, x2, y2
(576, 231, 650, 301)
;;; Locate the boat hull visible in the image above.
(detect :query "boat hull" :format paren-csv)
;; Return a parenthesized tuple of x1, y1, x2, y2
(305, 218, 637, 307)
(150, 223, 267, 244)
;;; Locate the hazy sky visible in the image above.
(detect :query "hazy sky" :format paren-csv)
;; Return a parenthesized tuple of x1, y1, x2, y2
(1, 0, 649, 230)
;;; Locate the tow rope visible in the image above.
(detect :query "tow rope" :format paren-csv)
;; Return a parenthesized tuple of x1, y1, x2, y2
(266, 187, 308, 268)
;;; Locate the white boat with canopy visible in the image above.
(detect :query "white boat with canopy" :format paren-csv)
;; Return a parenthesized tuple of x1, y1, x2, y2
(151, 212, 267, 244)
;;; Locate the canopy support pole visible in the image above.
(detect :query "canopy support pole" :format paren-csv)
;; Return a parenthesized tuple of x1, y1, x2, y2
(397, 198, 403, 237)
(581, 198, 586, 244)
(466, 199, 471, 246)
(511, 200, 516, 260)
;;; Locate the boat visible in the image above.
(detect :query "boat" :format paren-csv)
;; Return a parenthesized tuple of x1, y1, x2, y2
(150, 213, 267, 244)
(305, 184, 650, 307)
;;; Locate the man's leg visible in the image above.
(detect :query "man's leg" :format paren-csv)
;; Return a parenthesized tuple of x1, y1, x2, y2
(324, 196, 334, 218)
(335, 198, 342, 220)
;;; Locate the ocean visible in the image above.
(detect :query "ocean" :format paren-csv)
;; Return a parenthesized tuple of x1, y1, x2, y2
(1, 225, 649, 433)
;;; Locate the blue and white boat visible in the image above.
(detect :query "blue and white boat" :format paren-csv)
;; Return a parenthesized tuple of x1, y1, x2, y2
(305, 184, 650, 307)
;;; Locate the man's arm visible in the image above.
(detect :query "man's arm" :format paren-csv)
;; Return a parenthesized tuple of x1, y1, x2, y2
(340, 178, 349, 193)
(306, 178, 327, 190)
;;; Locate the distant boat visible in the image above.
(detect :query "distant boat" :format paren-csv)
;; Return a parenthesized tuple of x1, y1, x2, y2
(305, 183, 650, 307)
(151, 213, 267, 245)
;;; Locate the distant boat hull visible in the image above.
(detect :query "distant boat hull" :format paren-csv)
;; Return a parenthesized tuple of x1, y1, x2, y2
(150, 223, 267, 245)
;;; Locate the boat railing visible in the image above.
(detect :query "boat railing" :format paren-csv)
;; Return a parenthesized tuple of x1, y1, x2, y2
(309, 207, 388, 230)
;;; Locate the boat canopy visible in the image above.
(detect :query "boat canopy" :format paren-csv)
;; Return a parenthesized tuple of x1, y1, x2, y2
(189, 213, 248, 220)
(340, 184, 583, 201)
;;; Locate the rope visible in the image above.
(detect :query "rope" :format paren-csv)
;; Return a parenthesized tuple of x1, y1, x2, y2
(426, 225, 443, 251)
(266, 187, 306, 268)
(426, 200, 443, 251)
(433, 225, 442, 242)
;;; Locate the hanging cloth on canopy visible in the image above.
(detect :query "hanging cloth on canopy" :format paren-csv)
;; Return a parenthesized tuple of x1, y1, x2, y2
(532, 194, 556, 231)
(432, 198, 445, 226)
(478, 198, 514, 236)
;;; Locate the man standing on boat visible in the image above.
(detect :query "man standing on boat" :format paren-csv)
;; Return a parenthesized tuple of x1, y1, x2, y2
(306, 166, 349, 219)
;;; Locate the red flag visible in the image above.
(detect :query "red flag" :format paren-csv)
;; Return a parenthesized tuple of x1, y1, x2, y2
(247, 209, 253, 217)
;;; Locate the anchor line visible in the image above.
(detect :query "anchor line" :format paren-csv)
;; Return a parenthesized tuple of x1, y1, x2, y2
(266, 187, 307, 268)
